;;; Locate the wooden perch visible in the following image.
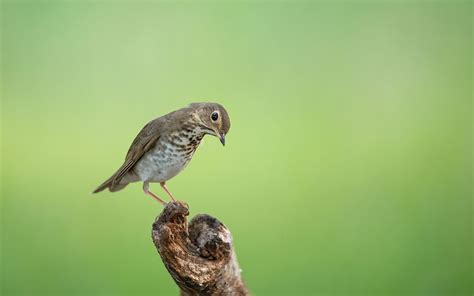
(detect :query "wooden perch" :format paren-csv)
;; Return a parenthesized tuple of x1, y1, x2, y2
(151, 201, 249, 296)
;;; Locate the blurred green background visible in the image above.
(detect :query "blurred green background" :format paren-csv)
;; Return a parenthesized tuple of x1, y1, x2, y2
(1, 1, 472, 295)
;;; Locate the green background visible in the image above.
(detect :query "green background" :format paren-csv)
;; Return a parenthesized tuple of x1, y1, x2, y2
(1, 1, 472, 295)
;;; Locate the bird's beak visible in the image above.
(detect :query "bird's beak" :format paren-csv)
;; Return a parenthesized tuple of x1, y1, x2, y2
(219, 134, 226, 146)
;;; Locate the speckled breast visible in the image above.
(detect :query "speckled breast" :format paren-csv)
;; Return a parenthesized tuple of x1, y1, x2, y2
(133, 131, 204, 182)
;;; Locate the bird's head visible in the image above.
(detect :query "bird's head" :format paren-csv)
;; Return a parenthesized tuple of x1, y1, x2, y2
(189, 102, 231, 146)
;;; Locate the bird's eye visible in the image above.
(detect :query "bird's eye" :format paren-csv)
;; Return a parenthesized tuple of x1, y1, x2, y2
(211, 111, 219, 121)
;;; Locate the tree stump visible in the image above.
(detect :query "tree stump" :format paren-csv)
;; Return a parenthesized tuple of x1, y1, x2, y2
(151, 201, 249, 296)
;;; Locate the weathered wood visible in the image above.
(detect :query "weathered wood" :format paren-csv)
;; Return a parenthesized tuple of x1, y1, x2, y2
(152, 201, 249, 296)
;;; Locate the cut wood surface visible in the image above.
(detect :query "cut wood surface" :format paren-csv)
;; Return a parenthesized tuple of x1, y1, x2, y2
(152, 201, 249, 296)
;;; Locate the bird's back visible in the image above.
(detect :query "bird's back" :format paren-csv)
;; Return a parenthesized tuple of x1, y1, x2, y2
(93, 106, 199, 193)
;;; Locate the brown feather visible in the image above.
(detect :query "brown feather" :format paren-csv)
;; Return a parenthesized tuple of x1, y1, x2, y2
(92, 175, 115, 193)
(93, 118, 163, 193)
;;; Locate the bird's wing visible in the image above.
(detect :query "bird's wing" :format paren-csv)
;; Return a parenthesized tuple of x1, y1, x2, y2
(111, 119, 161, 185)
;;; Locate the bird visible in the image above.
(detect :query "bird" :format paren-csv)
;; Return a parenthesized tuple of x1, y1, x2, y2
(93, 102, 231, 205)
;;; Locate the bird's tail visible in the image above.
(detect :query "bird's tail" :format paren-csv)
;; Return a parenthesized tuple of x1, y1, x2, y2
(93, 174, 128, 193)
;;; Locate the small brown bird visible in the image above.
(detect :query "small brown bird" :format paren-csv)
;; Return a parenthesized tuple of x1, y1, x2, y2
(93, 102, 231, 204)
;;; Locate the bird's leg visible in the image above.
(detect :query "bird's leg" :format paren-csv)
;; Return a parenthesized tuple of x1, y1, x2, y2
(160, 182, 176, 201)
(143, 182, 166, 205)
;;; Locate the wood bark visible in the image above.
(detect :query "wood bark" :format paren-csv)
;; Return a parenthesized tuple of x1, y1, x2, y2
(151, 201, 249, 296)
